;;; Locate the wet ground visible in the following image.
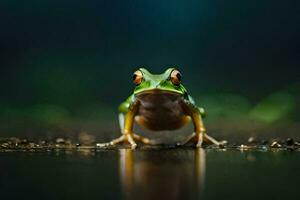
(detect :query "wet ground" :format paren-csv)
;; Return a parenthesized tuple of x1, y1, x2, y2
(0, 138, 300, 200)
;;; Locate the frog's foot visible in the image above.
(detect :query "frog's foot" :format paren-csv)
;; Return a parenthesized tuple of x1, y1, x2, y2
(179, 132, 224, 148)
(96, 135, 137, 149)
(96, 133, 152, 149)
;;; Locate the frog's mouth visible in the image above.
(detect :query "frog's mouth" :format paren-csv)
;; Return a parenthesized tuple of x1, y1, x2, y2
(135, 89, 182, 96)
(135, 89, 183, 102)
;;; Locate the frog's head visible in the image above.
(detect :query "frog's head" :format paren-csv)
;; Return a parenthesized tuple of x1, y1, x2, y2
(132, 68, 187, 96)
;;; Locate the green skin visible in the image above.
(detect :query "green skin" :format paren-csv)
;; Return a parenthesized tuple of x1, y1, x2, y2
(98, 68, 222, 148)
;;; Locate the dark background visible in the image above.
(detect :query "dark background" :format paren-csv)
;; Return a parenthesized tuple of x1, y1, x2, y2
(0, 0, 299, 141)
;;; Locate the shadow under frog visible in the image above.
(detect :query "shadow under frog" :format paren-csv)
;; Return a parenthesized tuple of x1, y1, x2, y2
(118, 149, 206, 200)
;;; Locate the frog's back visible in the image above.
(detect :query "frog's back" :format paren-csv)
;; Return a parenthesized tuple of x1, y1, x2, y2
(135, 91, 190, 131)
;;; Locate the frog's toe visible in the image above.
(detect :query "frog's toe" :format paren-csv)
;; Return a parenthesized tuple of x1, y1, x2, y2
(196, 138, 204, 148)
(203, 134, 219, 146)
(133, 133, 153, 145)
(179, 132, 197, 146)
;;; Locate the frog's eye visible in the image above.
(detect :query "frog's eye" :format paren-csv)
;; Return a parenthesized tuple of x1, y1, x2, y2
(170, 69, 182, 85)
(133, 70, 143, 85)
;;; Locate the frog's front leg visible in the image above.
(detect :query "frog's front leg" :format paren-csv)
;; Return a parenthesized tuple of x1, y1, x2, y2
(97, 101, 151, 149)
(118, 111, 152, 147)
(181, 106, 223, 148)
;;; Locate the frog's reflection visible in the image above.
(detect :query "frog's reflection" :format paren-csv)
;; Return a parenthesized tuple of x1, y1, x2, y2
(119, 149, 206, 200)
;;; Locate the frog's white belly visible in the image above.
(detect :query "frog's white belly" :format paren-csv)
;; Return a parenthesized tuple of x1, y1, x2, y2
(135, 91, 190, 131)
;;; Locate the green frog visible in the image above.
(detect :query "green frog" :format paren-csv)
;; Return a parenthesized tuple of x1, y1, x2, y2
(98, 68, 223, 149)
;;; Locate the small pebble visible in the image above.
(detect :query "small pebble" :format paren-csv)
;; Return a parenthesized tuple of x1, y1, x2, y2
(1, 143, 9, 148)
(29, 143, 36, 148)
(261, 146, 268, 151)
(270, 141, 282, 148)
(39, 140, 47, 145)
(65, 139, 72, 145)
(286, 138, 294, 146)
(248, 137, 257, 143)
(96, 143, 102, 147)
(240, 144, 248, 149)
(56, 138, 65, 144)
(10, 137, 21, 144)
(76, 143, 81, 147)
(20, 139, 28, 144)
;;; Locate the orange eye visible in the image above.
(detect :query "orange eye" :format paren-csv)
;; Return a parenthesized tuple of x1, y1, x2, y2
(133, 70, 143, 85)
(170, 69, 182, 85)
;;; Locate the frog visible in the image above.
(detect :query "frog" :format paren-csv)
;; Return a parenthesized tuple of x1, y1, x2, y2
(98, 68, 223, 149)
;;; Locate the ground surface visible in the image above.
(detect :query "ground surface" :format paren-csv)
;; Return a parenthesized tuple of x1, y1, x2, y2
(0, 137, 300, 200)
